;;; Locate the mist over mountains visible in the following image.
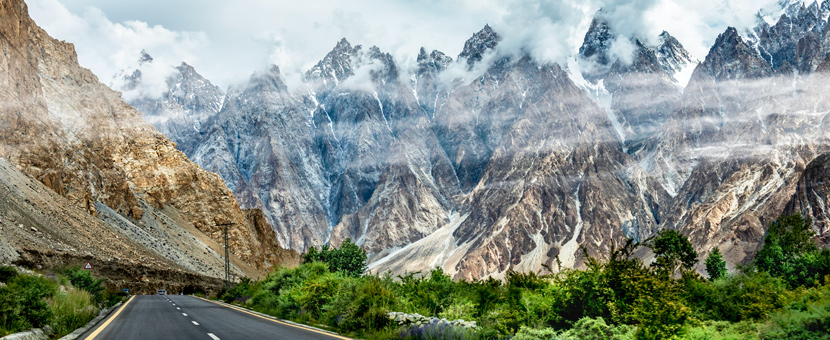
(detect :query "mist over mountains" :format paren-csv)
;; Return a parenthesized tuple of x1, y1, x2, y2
(112, 0, 830, 279)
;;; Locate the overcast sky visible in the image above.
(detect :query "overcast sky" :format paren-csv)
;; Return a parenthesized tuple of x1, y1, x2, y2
(28, 0, 790, 91)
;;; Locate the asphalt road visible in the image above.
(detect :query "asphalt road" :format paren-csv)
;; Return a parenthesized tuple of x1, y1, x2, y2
(79, 295, 351, 340)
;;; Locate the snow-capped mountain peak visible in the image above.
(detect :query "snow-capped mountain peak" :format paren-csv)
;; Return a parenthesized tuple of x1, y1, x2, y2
(458, 24, 500, 67)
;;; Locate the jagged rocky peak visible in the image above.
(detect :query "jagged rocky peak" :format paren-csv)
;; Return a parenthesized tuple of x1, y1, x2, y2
(365, 45, 399, 86)
(656, 31, 695, 75)
(578, 16, 693, 81)
(248, 64, 290, 93)
(458, 24, 500, 66)
(114, 50, 225, 150)
(692, 27, 771, 81)
(416, 47, 452, 75)
(305, 37, 359, 85)
(114, 50, 155, 92)
(139, 49, 153, 64)
(753, 0, 830, 73)
(579, 18, 616, 65)
(305, 38, 401, 89)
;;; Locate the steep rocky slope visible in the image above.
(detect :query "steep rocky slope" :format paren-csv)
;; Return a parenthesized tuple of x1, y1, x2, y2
(0, 0, 297, 280)
(126, 1, 830, 279)
(644, 10, 830, 267)
(785, 153, 830, 246)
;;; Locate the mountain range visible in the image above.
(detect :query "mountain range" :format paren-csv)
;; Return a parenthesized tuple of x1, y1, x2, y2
(3, 0, 830, 282)
(0, 0, 297, 292)
(113, 0, 830, 280)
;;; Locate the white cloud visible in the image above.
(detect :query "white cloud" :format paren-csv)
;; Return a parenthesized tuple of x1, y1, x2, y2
(28, 0, 208, 99)
(28, 0, 794, 92)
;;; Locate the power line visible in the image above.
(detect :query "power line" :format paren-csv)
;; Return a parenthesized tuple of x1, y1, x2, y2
(216, 222, 235, 290)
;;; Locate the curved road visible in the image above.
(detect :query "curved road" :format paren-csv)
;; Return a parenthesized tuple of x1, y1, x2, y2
(80, 295, 351, 340)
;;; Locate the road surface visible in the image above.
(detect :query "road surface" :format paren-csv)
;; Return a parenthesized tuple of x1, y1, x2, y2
(80, 295, 351, 340)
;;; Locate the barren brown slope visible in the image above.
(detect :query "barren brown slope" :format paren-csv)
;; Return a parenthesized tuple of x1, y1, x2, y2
(0, 156, 226, 293)
(0, 0, 297, 276)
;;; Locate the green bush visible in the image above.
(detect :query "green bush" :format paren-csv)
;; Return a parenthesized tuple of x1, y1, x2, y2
(684, 271, 788, 322)
(509, 326, 562, 340)
(0, 273, 57, 335)
(48, 289, 98, 336)
(63, 267, 104, 301)
(234, 214, 830, 339)
(563, 317, 636, 340)
(758, 284, 830, 340)
(302, 239, 367, 276)
(682, 320, 761, 340)
(0, 265, 16, 283)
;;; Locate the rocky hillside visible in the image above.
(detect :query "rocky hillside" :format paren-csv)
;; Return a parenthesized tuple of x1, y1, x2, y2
(123, 1, 830, 279)
(0, 0, 297, 281)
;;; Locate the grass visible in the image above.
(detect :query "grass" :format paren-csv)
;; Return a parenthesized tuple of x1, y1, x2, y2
(0, 265, 122, 338)
(48, 289, 99, 336)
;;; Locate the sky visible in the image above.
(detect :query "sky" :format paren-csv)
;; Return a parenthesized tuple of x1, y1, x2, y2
(27, 0, 791, 93)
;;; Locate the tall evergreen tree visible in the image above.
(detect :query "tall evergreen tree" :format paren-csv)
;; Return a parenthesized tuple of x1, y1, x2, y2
(705, 247, 727, 280)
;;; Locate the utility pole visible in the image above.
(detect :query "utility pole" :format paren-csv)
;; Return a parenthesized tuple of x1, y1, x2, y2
(216, 222, 235, 290)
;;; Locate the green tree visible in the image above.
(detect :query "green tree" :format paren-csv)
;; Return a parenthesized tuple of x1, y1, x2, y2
(753, 214, 830, 287)
(755, 214, 816, 278)
(650, 229, 698, 277)
(302, 246, 320, 264)
(329, 239, 367, 276)
(705, 247, 728, 280)
(300, 240, 366, 276)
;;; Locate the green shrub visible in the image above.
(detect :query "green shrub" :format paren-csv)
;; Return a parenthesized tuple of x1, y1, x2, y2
(48, 289, 98, 337)
(0, 285, 29, 335)
(302, 239, 367, 276)
(513, 326, 562, 340)
(63, 267, 104, 301)
(327, 276, 394, 333)
(563, 317, 636, 340)
(684, 272, 788, 322)
(9, 274, 57, 329)
(438, 299, 476, 322)
(0, 273, 58, 335)
(755, 214, 830, 288)
(758, 285, 830, 340)
(0, 265, 16, 283)
(682, 320, 761, 340)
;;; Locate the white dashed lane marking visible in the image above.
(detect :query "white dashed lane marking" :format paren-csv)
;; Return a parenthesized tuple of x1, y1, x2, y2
(182, 313, 188, 316)
(208, 333, 220, 340)
(192, 321, 200, 326)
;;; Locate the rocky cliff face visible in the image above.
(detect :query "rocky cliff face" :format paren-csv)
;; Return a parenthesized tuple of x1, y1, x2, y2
(0, 0, 297, 278)
(576, 17, 696, 155)
(119, 56, 225, 149)
(125, 1, 830, 279)
(642, 1, 830, 268)
(785, 153, 830, 246)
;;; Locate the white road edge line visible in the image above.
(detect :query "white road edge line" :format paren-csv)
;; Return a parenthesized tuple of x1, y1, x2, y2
(207, 333, 220, 340)
(192, 321, 200, 326)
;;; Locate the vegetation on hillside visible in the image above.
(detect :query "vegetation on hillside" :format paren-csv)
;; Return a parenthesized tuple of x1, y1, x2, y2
(219, 214, 830, 339)
(0, 266, 123, 338)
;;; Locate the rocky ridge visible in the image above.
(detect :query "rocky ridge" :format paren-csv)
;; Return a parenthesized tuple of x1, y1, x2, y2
(123, 0, 830, 279)
(0, 0, 297, 281)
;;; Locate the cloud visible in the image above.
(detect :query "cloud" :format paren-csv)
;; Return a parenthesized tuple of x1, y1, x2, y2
(28, 0, 208, 99)
(29, 0, 792, 94)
